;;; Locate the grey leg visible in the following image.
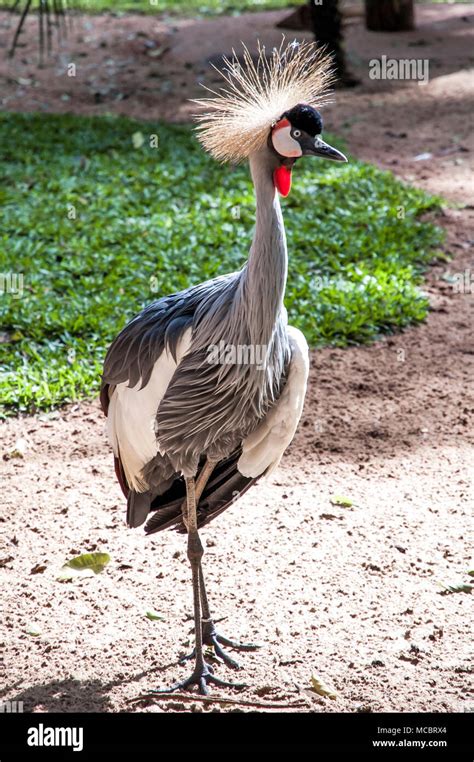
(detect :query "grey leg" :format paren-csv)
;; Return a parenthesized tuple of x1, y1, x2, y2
(152, 476, 246, 695)
(178, 459, 261, 670)
(197, 564, 262, 669)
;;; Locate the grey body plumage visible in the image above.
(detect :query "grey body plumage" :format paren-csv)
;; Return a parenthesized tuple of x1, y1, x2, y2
(102, 148, 291, 524)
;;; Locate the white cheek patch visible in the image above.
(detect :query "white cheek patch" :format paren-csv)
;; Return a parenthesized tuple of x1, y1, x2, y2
(271, 125, 303, 158)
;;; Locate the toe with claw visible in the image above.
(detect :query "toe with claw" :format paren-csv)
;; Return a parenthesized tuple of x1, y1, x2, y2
(180, 619, 261, 669)
(152, 660, 247, 696)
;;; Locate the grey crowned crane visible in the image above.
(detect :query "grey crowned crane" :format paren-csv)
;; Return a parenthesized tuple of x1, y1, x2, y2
(100, 40, 347, 696)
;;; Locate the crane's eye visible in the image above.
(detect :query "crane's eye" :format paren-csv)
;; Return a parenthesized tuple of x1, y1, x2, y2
(293, 129, 301, 138)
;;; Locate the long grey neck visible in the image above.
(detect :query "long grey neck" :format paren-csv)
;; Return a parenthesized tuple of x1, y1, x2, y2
(238, 147, 288, 345)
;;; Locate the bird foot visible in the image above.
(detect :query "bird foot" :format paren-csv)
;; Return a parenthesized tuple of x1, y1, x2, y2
(151, 660, 247, 696)
(180, 620, 261, 670)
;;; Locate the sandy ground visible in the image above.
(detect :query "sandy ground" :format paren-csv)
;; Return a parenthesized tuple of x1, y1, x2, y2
(1, 4, 473, 713)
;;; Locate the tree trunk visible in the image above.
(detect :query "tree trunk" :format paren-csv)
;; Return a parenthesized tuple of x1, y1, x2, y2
(365, 0, 415, 32)
(309, 0, 348, 83)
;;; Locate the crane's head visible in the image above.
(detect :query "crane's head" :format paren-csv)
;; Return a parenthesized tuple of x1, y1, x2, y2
(270, 103, 347, 197)
(193, 39, 348, 196)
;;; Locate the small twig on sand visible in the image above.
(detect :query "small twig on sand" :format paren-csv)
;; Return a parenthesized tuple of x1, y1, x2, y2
(128, 692, 308, 709)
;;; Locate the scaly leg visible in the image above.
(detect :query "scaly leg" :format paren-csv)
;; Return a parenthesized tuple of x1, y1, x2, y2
(152, 476, 246, 695)
(179, 459, 261, 670)
(180, 458, 216, 530)
(194, 565, 262, 669)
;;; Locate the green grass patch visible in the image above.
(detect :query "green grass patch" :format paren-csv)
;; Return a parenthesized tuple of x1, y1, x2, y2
(0, 0, 468, 20)
(0, 0, 297, 17)
(0, 0, 466, 17)
(0, 112, 443, 415)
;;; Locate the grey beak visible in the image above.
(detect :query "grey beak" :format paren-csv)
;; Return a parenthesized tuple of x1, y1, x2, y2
(311, 137, 347, 163)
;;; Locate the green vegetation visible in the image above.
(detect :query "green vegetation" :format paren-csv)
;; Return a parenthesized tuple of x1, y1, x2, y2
(0, 112, 443, 414)
(1, 0, 463, 21)
(68, 0, 474, 14)
(80, 0, 293, 14)
(0, 0, 296, 16)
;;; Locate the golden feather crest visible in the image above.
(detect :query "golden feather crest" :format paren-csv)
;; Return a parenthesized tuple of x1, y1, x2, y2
(192, 38, 335, 164)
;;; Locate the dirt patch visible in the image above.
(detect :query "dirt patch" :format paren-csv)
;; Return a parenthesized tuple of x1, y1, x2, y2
(1, 4, 473, 713)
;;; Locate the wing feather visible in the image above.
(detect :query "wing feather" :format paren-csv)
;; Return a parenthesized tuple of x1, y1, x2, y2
(237, 325, 309, 478)
(105, 328, 192, 492)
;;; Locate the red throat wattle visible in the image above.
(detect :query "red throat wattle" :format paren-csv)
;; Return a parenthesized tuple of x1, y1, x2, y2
(273, 165, 292, 197)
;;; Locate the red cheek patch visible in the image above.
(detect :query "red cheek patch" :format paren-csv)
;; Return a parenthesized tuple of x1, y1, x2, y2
(273, 165, 292, 197)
